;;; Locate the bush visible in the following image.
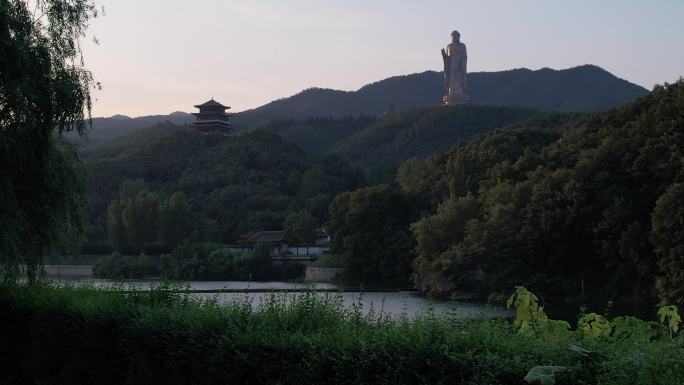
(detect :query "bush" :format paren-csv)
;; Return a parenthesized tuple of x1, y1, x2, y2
(309, 254, 344, 268)
(93, 242, 307, 281)
(93, 253, 160, 279)
(0, 283, 682, 385)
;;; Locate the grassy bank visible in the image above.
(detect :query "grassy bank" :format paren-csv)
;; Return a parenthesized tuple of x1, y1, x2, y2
(0, 283, 682, 385)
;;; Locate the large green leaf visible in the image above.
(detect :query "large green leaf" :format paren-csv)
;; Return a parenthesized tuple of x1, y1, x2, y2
(524, 366, 566, 385)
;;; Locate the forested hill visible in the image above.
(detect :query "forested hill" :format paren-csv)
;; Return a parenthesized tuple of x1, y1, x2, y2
(70, 111, 194, 147)
(263, 105, 584, 181)
(346, 80, 684, 302)
(80, 65, 645, 144)
(82, 129, 365, 253)
(235, 65, 647, 127)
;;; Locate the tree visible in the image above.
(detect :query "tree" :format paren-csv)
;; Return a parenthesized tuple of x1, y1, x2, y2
(122, 190, 159, 252)
(1, 0, 99, 281)
(284, 210, 318, 244)
(107, 199, 128, 252)
(652, 183, 684, 305)
(328, 184, 415, 287)
(158, 192, 192, 250)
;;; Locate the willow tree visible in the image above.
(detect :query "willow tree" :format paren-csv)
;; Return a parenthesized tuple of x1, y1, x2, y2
(0, 0, 99, 281)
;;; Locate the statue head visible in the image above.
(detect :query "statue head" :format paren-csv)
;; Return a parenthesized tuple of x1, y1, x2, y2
(451, 30, 461, 43)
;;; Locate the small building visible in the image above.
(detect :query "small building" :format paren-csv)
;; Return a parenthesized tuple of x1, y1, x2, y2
(226, 229, 331, 265)
(191, 99, 233, 134)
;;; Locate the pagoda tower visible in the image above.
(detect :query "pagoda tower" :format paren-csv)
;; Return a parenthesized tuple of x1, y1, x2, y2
(191, 99, 233, 134)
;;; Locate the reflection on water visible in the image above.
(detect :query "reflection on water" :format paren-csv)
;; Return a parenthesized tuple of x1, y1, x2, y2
(50, 279, 510, 320)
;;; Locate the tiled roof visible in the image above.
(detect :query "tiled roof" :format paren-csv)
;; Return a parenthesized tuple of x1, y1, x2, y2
(194, 99, 230, 109)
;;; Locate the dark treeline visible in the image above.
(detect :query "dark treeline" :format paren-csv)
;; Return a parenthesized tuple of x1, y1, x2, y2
(233, 66, 647, 128)
(331, 81, 684, 304)
(79, 82, 684, 300)
(83, 129, 364, 254)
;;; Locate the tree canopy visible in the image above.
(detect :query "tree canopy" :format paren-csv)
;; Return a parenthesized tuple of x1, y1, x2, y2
(1, 0, 98, 280)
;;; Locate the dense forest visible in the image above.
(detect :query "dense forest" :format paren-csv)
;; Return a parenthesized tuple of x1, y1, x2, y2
(264, 105, 564, 181)
(82, 129, 364, 254)
(331, 81, 684, 304)
(78, 81, 684, 303)
(81, 104, 551, 253)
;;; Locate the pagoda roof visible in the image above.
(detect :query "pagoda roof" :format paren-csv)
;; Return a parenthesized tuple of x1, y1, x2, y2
(194, 99, 230, 109)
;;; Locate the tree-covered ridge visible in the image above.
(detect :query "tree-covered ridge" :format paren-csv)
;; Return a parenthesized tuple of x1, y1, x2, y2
(407, 81, 684, 303)
(261, 115, 378, 156)
(333, 106, 575, 181)
(233, 65, 647, 128)
(83, 129, 364, 253)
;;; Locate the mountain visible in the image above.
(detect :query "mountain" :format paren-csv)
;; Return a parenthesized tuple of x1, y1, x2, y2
(81, 121, 191, 160)
(83, 129, 365, 250)
(234, 65, 647, 127)
(69, 111, 194, 147)
(329, 105, 586, 181)
(262, 105, 584, 181)
(402, 80, 684, 301)
(78, 65, 645, 144)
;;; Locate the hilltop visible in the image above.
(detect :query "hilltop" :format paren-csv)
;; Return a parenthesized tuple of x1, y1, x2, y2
(79, 65, 646, 145)
(235, 65, 646, 127)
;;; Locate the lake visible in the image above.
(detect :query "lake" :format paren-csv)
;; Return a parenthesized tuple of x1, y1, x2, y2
(50, 278, 511, 320)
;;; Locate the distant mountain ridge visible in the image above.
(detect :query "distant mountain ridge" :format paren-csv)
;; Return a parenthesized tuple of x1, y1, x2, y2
(80, 65, 646, 143)
(234, 65, 647, 127)
(70, 112, 194, 147)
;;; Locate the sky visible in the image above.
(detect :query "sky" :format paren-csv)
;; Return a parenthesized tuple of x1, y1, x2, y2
(81, 0, 684, 117)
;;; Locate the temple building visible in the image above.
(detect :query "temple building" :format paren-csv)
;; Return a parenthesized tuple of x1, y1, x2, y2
(191, 99, 233, 134)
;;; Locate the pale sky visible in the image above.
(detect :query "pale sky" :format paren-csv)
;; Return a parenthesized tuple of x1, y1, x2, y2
(81, 0, 684, 117)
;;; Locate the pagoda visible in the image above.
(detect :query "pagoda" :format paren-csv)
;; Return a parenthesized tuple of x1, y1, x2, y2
(191, 99, 233, 134)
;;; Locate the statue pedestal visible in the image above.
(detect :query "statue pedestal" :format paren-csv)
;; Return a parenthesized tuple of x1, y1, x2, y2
(444, 92, 471, 105)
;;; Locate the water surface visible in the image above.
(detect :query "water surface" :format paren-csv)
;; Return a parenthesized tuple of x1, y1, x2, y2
(52, 278, 510, 320)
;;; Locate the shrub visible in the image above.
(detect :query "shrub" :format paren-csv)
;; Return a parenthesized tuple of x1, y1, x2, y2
(0, 283, 682, 385)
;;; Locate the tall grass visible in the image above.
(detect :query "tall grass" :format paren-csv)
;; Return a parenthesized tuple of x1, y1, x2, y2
(0, 282, 682, 385)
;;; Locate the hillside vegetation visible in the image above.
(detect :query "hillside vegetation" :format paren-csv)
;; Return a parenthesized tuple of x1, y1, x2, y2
(1, 283, 682, 385)
(79, 65, 647, 147)
(83, 129, 364, 253)
(331, 80, 684, 303)
(236, 65, 646, 127)
(83, 103, 561, 254)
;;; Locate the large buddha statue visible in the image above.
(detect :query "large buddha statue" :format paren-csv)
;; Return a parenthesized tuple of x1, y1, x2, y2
(441, 30, 471, 105)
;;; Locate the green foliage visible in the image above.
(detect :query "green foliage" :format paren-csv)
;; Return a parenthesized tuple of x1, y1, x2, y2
(334, 105, 542, 181)
(657, 305, 681, 339)
(94, 253, 160, 279)
(524, 366, 566, 385)
(329, 184, 416, 286)
(262, 116, 378, 155)
(86, 129, 363, 250)
(577, 313, 612, 339)
(651, 183, 684, 304)
(0, 0, 99, 281)
(283, 210, 319, 244)
(94, 241, 304, 281)
(107, 185, 195, 254)
(610, 316, 659, 343)
(507, 286, 549, 334)
(309, 254, 344, 268)
(234, 66, 646, 129)
(158, 191, 193, 249)
(1, 283, 683, 385)
(407, 81, 684, 302)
